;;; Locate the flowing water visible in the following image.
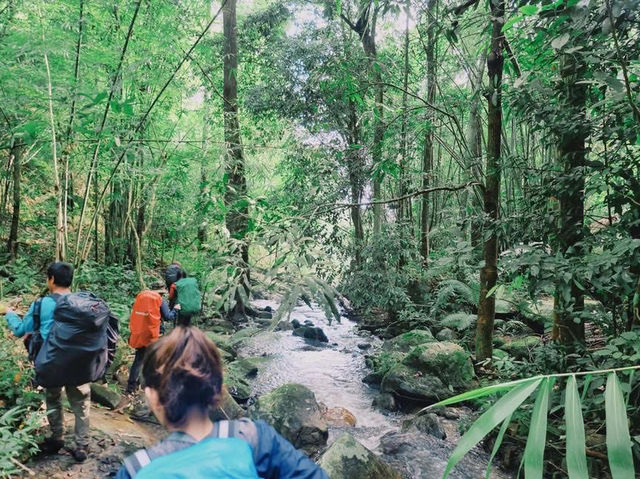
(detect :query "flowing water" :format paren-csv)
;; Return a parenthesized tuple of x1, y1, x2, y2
(240, 300, 513, 478)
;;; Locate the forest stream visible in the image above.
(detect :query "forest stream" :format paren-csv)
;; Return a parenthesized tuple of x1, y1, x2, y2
(22, 299, 513, 479)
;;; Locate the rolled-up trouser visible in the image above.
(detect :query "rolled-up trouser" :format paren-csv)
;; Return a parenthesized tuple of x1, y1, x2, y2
(45, 383, 91, 448)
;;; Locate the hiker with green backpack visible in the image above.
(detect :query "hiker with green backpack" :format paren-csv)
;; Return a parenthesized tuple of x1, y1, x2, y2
(164, 263, 202, 326)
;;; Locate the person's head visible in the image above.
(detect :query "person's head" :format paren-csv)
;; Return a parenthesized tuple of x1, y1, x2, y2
(46, 262, 73, 291)
(149, 280, 166, 294)
(142, 326, 224, 429)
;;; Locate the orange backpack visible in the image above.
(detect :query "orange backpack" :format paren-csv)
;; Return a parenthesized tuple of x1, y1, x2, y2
(129, 291, 163, 349)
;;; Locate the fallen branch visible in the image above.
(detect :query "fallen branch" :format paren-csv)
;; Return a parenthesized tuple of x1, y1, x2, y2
(10, 457, 35, 476)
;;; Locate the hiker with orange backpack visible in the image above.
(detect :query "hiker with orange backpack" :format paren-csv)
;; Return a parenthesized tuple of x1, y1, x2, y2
(126, 281, 177, 393)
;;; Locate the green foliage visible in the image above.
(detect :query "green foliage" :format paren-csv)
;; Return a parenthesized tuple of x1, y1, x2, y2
(0, 406, 43, 476)
(430, 368, 639, 479)
(440, 312, 477, 332)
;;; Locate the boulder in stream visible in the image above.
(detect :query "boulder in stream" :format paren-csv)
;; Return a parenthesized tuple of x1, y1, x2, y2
(293, 326, 329, 343)
(250, 383, 328, 455)
(381, 363, 451, 406)
(403, 341, 475, 391)
(402, 412, 446, 440)
(384, 329, 435, 352)
(320, 405, 357, 427)
(319, 433, 401, 479)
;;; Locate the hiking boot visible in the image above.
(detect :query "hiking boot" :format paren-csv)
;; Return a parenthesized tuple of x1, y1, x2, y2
(39, 437, 65, 454)
(72, 447, 88, 463)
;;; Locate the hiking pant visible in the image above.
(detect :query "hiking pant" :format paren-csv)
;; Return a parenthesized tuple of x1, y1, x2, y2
(45, 383, 91, 448)
(127, 346, 147, 393)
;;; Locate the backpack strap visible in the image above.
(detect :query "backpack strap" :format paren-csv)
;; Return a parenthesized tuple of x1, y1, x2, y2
(32, 298, 43, 333)
(123, 449, 152, 478)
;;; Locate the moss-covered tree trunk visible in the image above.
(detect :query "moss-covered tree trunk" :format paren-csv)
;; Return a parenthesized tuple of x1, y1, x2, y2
(552, 54, 587, 345)
(475, 0, 505, 362)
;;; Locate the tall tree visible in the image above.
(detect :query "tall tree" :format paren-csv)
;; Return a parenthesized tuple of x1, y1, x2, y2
(223, 0, 250, 318)
(552, 52, 588, 345)
(420, 0, 437, 263)
(341, 2, 384, 234)
(475, 0, 505, 361)
(6, 140, 21, 259)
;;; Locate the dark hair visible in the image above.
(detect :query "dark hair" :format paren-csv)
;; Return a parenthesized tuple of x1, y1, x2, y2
(142, 326, 224, 427)
(46, 262, 74, 287)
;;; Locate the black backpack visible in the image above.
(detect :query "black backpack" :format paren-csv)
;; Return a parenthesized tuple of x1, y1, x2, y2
(35, 292, 112, 388)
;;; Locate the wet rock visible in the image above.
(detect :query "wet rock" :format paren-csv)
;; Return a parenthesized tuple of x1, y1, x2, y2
(502, 336, 542, 359)
(319, 433, 401, 479)
(384, 329, 435, 352)
(293, 326, 329, 343)
(372, 392, 397, 411)
(303, 319, 314, 326)
(90, 383, 121, 410)
(357, 343, 371, 350)
(362, 371, 383, 385)
(227, 357, 261, 379)
(402, 413, 446, 440)
(435, 328, 457, 341)
(275, 320, 294, 331)
(291, 319, 302, 329)
(257, 309, 273, 319)
(224, 367, 252, 403)
(250, 383, 328, 455)
(254, 318, 273, 328)
(403, 341, 474, 391)
(381, 364, 450, 406)
(228, 327, 261, 351)
(210, 388, 246, 421)
(320, 406, 357, 427)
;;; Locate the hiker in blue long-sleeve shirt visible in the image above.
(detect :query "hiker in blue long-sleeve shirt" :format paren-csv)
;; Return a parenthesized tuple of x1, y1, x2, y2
(2, 262, 92, 462)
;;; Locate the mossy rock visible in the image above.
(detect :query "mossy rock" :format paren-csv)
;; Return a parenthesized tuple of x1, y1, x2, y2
(366, 351, 407, 377)
(250, 383, 328, 455)
(319, 433, 401, 479)
(502, 336, 542, 359)
(384, 329, 435, 352)
(205, 332, 235, 357)
(228, 327, 261, 350)
(381, 363, 451, 406)
(224, 365, 252, 403)
(403, 341, 474, 390)
(210, 388, 246, 421)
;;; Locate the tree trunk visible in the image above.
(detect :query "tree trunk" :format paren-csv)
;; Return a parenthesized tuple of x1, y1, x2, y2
(223, 0, 249, 318)
(398, 0, 410, 223)
(475, 0, 505, 362)
(343, 4, 384, 234)
(7, 141, 21, 258)
(552, 53, 587, 345)
(420, 0, 436, 263)
(347, 99, 364, 266)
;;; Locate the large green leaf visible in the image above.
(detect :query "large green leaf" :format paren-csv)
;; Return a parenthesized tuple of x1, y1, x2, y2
(524, 377, 553, 478)
(605, 373, 635, 479)
(486, 414, 512, 479)
(565, 375, 588, 479)
(425, 376, 542, 411)
(442, 378, 542, 478)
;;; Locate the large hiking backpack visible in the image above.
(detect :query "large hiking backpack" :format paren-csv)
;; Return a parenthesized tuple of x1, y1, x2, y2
(176, 277, 202, 315)
(35, 292, 111, 388)
(124, 419, 259, 479)
(128, 291, 163, 349)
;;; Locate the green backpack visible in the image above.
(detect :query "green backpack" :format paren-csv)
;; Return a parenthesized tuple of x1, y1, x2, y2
(176, 278, 202, 315)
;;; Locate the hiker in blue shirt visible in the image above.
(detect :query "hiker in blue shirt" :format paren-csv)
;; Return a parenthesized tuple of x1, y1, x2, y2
(117, 326, 328, 479)
(2, 262, 92, 462)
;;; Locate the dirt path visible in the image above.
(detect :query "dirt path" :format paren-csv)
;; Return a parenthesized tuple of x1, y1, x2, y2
(25, 406, 164, 478)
